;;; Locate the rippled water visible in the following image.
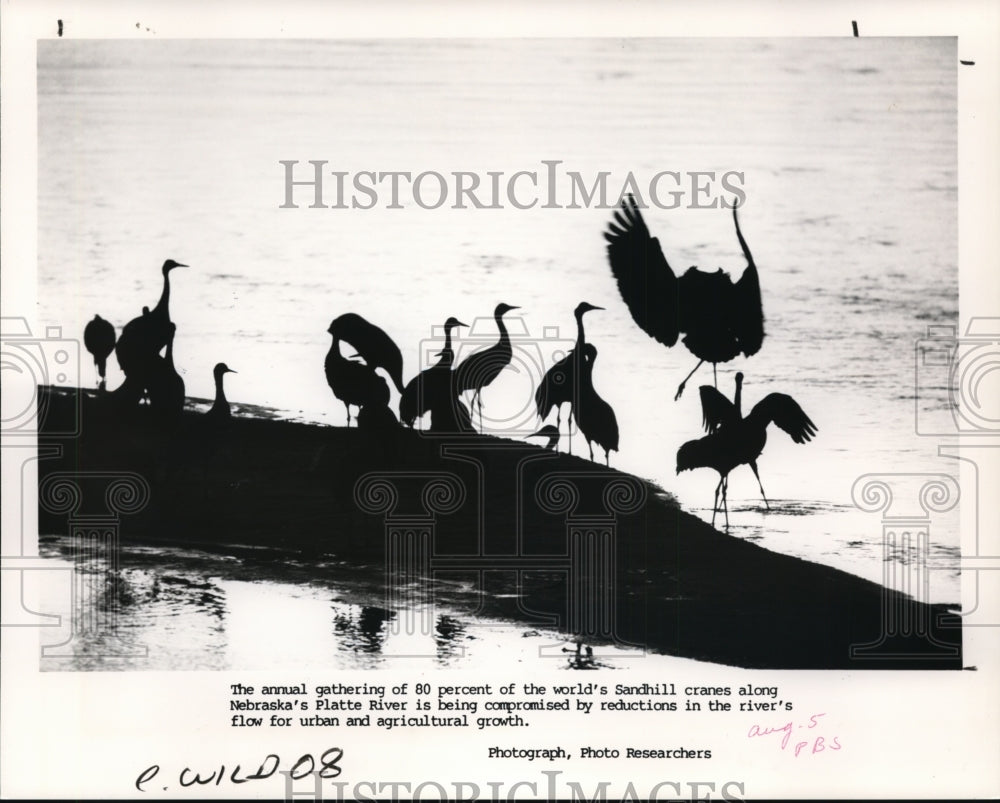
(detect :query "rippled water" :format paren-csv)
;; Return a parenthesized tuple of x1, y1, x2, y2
(36, 535, 666, 672)
(35, 38, 959, 668)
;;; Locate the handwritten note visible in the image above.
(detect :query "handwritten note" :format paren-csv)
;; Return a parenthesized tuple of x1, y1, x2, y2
(747, 713, 842, 757)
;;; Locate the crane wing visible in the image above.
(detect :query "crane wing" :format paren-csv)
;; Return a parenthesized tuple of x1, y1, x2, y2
(535, 351, 573, 418)
(731, 202, 765, 357)
(331, 314, 406, 394)
(753, 393, 817, 444)
(604, 196, 679, 347)
(698, 385, 737, 433)
(454, 344, 511, 393)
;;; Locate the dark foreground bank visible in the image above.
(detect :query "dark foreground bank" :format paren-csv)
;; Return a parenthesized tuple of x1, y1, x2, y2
(35, 386, 962, 669)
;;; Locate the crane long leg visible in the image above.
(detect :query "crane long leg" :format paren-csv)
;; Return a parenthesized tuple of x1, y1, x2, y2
(588, 440, 594, 462)
(675, 360, 705, 401)
(711, 477, 722, 528)
(749, 460, 770, 510)
(343, 402, 352, 428)
(722, 475, 730, 530)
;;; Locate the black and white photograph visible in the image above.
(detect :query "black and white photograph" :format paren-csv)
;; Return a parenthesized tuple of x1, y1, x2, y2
(2, 2, 998, 800)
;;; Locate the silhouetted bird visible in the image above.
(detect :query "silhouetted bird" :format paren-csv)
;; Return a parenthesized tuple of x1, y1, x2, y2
(526, 424, 560, 451)
(115, 259, 187, 378)
(357, 375, 399, 432)
(605, 196, 763, 399)
(357, 402, 399, 432)
(207, 362, 237, 421)
(535, 302, 603, 453)
(676, 372, 817, 528)
(83, 314, 116, 389)
(399, 317, 467, 429)
(455, 302, 519, 431)
(573, 344, 619, 465)
(325, 321, 392, 427)
(327, 313, 405, 395)
(427, 386, 474, 433)
(147, 323, 185, 421)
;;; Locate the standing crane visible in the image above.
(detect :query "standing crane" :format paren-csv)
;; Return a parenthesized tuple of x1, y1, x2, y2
(676, 372, 817, 528)
(327, 313, 405, 395)
(399, 317, 468, 430)
(147, 322, 185, 421)
(207, 362, 237, 421)
(455, 302, 519, 431)
(534, 301, 603, 453)
(325, 320, 392, 426)
(573, 343, 619, 466)
(115, 259, 188, 379)
(83, 314, 116, 390)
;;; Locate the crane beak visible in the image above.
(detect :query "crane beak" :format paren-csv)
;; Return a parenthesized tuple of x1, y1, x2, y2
(455, 320, 469, 328)
(227, 368, 237, 374)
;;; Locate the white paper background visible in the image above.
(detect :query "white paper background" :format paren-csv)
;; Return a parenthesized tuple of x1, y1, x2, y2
(2, 1, 998, 799)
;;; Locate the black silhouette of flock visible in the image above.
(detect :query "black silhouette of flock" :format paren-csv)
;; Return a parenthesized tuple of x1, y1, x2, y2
(83, 197, 816, 527)
(83, 259, 235, 424)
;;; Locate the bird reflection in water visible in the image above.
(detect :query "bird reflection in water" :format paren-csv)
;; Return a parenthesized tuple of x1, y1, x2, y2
(329, 604, 469, 661)
(332, 605, 395, 653)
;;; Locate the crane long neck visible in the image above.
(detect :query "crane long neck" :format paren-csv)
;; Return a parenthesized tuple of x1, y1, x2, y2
(440, 326, 456, 367)
(574, 311, 587, 349)
(165, 334, 175, 371)
(214, 372, 228, 408)
(154, 270, 171, 317)
(495, 313, 511, 347)
(733, 204, 755, 269)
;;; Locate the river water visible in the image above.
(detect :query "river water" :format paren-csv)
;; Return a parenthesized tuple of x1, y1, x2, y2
(34, 37, 960, 669)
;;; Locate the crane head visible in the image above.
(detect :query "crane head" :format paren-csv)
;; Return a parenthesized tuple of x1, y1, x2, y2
(444, 317, 468, 331)
(214, 362, 237, 378)
(162, 259, 188, 274)
(574, 302, 604, 317)
(494, 303, 520, 318)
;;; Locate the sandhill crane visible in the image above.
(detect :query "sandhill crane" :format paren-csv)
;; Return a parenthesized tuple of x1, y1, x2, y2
(455, 302, 519, 431)
(147, 323, 185, 420)
(115, 259, 187, 378)
(534, 302, 603, 453)
(83, 314, 116, 390)
(605, 197, 763, 399)
(207, 362, 237, 421)
(327, 313, 405, 395)
(573, 343, 619, 466)
(399, 317, 467, 430)
(526, 424, 560, 451)
(325, 321, 391, 426)
(677, 372, 817, 528)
